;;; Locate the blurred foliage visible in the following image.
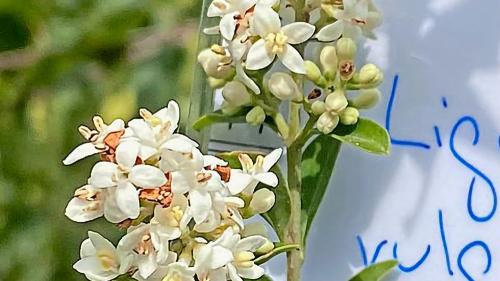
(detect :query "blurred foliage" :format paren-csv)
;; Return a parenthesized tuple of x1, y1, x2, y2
(0, 0, 203, 280)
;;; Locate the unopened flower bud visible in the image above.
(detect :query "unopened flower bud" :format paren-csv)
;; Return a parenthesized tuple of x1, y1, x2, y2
(340, 107, 359, 125)
(325, 91, 348, 113)
(352, 88, 381, 109)
(249, 188, 275, 214)
(311, 100, 326, 116)
(222, 81, 251, 107)
(256, 240, 275, 255)
(221, 101, 242, 116)
(197, 48, 234, 79)
(246, 106, 266, 126)
(268, 72, 302, 102)
(320, 46, 338, 80)
(336, 37, 357, 60)
(317, 112, 339, 134)
(304, 61, 323, 84)
(358, 64, 381, 84)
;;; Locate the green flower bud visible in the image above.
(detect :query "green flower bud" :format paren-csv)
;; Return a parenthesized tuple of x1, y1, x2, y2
(317, 112, 339, 134)
(304, 60, 322, 82)
(268, 72, 303, 102)
(197, 47, 234, 79)
(222, 81, 251, 107)
(336, 38, 357, 60)
(256, 240, 275, 255)
(246, 106, 266, 126)
(325, 91, 348, 113)
(320, 46, 338, 80)
(208, 77, 227, 89)
(249, 188, 275, 214)
(352, 88, 381, 109)
(311, 100, 326, 116)
(221, 101, 242, 116)
(340, 107, 359, 125)
(358, 64, 382, 84)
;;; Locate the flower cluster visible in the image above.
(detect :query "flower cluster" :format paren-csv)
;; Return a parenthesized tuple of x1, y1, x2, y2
(198, 0, 383, 137)
(63, 101, 282, 281)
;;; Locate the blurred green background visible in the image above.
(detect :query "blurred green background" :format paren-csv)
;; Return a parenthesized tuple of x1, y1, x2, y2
(0, 0, 205, 280)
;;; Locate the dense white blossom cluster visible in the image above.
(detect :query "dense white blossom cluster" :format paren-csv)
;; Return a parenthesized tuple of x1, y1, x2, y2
(63, 101, 281, 281)
(198, 0, 383, 135)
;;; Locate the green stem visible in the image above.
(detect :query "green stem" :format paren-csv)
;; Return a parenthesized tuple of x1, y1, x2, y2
(285, 142, 303, 281)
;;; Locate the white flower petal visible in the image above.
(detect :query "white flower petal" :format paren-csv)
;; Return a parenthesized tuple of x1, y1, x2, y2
(65, 198, 103, 223)
(263, 148, 282, 171)
(210, 246, 234, 269)
(237, 264, 265, 279)
(116, 181, 140, 219)
(220, 12, 238, 40)
(236, 63, 261, 94)
(278, 44, 306, 74)
(115, 140, 140, 169)
(203, 25, 221, 35)
(88, 231, 117, 254)
(315, 21, 344, 42)
(252, 7, 281, 36)
(227, 170, 255, 195)
(129, 165, 167, 188)
(190, 189, 212, 223)
(245, 39, 275, 70)
(104, 189, 129, 223)
(161, 134, 198, 153)
(89, 162, 118, 188)
(80, 238, 96, 258)
(281, 22, 315, 44)
(171, 172, 191, 194)
(63, 143, 100, 165)
(254, 172, 278, 187)
(228, 264, 243, 281)
(236, 236, 267, 252)
(155, 100, 180, 132)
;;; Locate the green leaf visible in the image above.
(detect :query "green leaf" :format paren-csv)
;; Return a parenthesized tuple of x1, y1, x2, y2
(254, 243, 300, 265)
(192, 109, 278, 132)
(330, 118, 390, 155)
(301, 135, 341, 243)
(192, 109, 248, 131)
(217, 151, 290, 240)
(349, 260, 398, 281)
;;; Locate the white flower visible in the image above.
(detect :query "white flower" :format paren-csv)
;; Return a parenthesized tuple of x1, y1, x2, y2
(125, 101, 198, 161)
(245, 7, 315, 73)
(315, 0, 382, 41)
(117, 223, 171, 279)
(88, 141, 167, 220)
(227, 148, 282, 195)
(150, 194, 191, 240)
(221, 229, 268, 281)
(73, 231, 132, 281)
(171, 167, 225, 225)
(63, 117, 124, 165)
(193, 231, 234, 281)
(207, 0, 279, 40)
(194, 189, 245, 233)
(133, 259, 195, 281)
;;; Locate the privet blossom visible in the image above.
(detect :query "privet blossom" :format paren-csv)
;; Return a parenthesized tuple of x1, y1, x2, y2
(64, 100, 282, 280)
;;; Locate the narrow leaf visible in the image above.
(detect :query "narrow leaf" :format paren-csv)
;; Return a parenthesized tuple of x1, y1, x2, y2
(192, 109, 248, 131)
(192, 109, 278, 131)
(349, 260, 398, 281)
(217, 151, 290, 240)
(301, 135, 341, 243)
(330, 118, 390, 155)
(254, 243, 300, 265)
